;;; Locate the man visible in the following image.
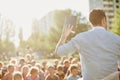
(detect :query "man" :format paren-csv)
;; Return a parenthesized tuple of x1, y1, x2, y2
(54, 8, 120, 80)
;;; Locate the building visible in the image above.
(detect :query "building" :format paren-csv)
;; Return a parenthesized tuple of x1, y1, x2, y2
(89, 0, 120, 29)
(39, 12, 55, 34)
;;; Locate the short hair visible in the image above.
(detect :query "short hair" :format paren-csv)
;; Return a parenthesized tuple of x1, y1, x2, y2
(69, 64, 78, 72)
(13, 71, 23, 80)
(63, 59, 69, 64)
(57, 65, 63, 71)
(21, 65, 29, 73)
(89, 8, 106, 26)
(30, 66, 39, 74)
(7, 64, 14, 69)
(47, 65, 55, 69)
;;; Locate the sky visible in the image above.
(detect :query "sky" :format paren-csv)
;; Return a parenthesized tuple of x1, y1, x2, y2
(0, 0, 89, 47)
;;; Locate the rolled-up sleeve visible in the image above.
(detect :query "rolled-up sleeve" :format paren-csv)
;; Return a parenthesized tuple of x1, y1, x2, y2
(57, 38, 77, 56)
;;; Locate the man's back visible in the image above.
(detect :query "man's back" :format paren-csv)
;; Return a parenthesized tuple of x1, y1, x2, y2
(57, 27, 120, 80)
(73, 27, 120, 80)
(56, 8, 120, 80)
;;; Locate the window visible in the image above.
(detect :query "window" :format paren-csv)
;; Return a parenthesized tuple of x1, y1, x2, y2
(116, 0, 119, 3)
(109, 16, 114, 19)
(116, 5, 119, 8)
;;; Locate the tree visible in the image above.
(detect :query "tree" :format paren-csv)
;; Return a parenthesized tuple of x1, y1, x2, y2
(22, 9, 89, 57)
(3, 19, 15, 41)
(26, 19, 48, 53)
(0, 17, 15, 54)
(110, 10, 120, 36)
(19, 27, 23, 42)
(47, 9, 89, 53)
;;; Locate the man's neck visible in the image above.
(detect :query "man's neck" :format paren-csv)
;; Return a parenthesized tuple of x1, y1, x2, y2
(92, 25, 107, 30)
(92, 26, 106, 30)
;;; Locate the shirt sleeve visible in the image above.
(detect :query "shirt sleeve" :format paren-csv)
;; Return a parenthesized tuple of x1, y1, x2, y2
(57, 38, 77, 56)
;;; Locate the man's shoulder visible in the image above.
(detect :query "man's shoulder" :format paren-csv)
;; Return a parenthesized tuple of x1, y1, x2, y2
(73, 31, 90, 40)
(106, 31, 120, 41)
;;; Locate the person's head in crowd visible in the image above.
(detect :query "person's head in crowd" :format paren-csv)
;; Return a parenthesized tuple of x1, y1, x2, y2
(68, 56, 73, 63)
(18, 58, 25, 71)
(63, 59, 70, 68)
(63, 59, 70, 75)
(19, 58, 25, 66)
(67, 64, 80, 80)
(25, 54, 32, 63)
(41, 61, 47, 72)
(89, 8, 107, 29)
(69, 64, 79, 77)
(60, 56, 67, 64)
(28, 66, 39, 78)
(56, 65, 64, 80)
(7, 64, 15, 74)
(10, 59, 18, 71)
(57, 65, 64, 74)
(1, 66, 7, 78)
(10, 59, 17, 66)
(31, 60, 36, 66)
(0, 61, 3, 69)
(45, 65, 59, 80)
(71, 58, 79, 64)
(13, 71, 23, 80)
(47, 65, 55, 75)
(35, 63, 41, 70)
(54, 59, 59, 70)
(21, 65, 29, 75)
(42, 61, 47, 67)
(35, 63, 44, 76)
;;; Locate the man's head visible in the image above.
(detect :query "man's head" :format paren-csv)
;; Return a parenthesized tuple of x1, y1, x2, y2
(89, 8, 107, 29)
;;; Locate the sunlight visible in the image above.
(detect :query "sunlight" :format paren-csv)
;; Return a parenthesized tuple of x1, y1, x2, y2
(0, 0, 89, 47)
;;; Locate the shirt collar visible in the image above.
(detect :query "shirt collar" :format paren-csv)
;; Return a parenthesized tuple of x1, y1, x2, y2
(92, 26, 106, 30)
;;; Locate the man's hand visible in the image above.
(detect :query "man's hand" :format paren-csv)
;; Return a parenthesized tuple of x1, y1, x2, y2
(53, 24, 74, 57)
(61, 24, 74, 40)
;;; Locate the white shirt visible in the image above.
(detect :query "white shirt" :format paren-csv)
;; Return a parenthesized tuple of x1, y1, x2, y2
(57, 26, 120, 80)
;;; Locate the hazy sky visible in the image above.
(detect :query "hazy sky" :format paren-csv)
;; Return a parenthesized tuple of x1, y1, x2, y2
(0, 0, 89, 47)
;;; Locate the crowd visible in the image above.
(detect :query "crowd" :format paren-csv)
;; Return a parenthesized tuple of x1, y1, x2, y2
(0, 53, 82, 80)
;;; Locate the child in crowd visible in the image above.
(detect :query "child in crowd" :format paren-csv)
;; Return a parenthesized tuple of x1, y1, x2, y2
(60, 56, 67, 65)
(18, 58, 25, 71)
(45, 65, 59, 80)
(41, 61, 47, 73)
(2, 64, 15, 80)
(21, 65, 29, 80)
(68, 56, 73, 64)
(67, 64, 80, 80)
(0, 66, 7, 80)
(56, 65, 65, 80)
(10, 59, 18, 71)
(35, 63, 45, 80)
(27, 66, 40, 80)
(54, 59, 59, 70)
(25, 54, 32, 64)
(63, 59, 70, 75)
(13, 71, 23, 80)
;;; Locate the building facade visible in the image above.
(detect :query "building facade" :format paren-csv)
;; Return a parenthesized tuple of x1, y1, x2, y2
(89, 0, 120, 29)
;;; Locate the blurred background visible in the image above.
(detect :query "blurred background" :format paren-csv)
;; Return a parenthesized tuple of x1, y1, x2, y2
(0, 0, 120, 60)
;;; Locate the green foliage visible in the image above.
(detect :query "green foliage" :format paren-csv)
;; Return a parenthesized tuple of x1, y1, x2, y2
(0, 40, 15, 53)
(47, 9, 89, 54)
(110, 10, 120, 36)
(0, 18, 15, 54)
(19, 9, 89, 57)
